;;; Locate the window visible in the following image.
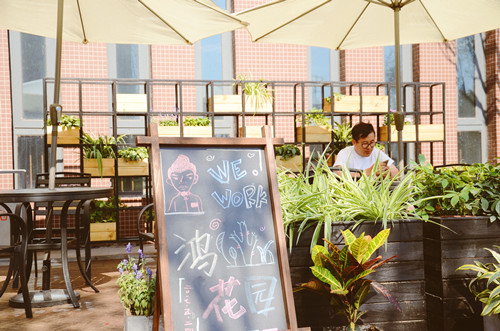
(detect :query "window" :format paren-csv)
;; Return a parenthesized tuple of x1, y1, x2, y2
(457, 36, 476, 118)
(116, 44, 140, 94)
(309, 47, 331, 109)
(21, 33, 47, 120)
(384, 46, 396, 110)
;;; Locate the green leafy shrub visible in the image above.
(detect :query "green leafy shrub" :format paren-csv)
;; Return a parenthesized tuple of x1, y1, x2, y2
(47, 114, 81, 128)
(412, 154, 500, 222)
(331, 120, 352, 154)
(118, 147, 149, 162)
(117, 243, 156, 316)
(275, 144, 301, 161)
(457, 246, 500, 316)
(295, 229, 400, 330)
(159, 116, 210, 127)
(80, 132, 125, 176)
(297, 108, 331, 127)
(234, 73, 273, 112)
(90, 196, 125, 223)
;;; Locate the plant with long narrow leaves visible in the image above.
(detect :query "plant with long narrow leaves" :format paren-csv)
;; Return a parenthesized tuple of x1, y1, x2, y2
(295, 229, 401, 330)
(80, 132, 125, 177)
(457, 246, 500, 316)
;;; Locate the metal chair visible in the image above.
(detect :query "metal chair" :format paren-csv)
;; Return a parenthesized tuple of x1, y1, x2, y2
(0, 206, 32, 318)
(31, 172, 96, 285)
(136, 203, 155, 250)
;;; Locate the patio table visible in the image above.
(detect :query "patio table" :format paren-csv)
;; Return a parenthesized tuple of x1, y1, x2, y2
(0, 187, 113, 308)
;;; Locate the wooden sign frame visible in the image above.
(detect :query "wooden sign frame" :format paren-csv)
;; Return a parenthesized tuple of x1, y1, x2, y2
(137, 124, 307, 331)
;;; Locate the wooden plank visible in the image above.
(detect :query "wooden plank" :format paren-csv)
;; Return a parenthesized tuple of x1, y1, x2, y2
(296, 126, 331, 142)
(379, 124, 444, 142)
(208, 95, 273, 113)
(276, 155, 302, 172)
(90, 222, 116, 241)
(116, 93, 148, 112)
(83, 158, 115, 177)
(425, 216, 499, 240)
(158, 126, 212, 138)
(238, 126, 274, 137)
(323, 96, 388, 113)
(47, 126, 80, 145)
(117, 158, 149, 176)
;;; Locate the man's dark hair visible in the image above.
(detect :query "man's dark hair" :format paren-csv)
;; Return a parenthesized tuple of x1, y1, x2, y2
(352, 122, 375, 141)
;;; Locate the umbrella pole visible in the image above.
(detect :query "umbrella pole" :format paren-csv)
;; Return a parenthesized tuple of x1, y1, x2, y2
(394, 3, 404, 173)
(48, 0, 64, 189)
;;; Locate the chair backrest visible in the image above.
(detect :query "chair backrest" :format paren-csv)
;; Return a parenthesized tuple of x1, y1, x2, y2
(35, 172, 91, 188)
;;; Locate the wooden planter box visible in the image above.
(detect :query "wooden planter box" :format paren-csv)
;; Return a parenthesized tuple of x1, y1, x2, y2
(423, 216, 500, 331)
(158, 126, 212, 137)
(84, 158, 149, 177)
(379, 124, 444, 142)
(296, 126, 331, 143)
(116, 93, 147, 112)
(208, 95, 273, 113)
(275, 155, 302, 172)
(323, 95, 388, 113)
(238, 126, 274, 138)
(289, 220, 426, 331)
(47, 127, 80, 145)
(90, 222, 116, 241)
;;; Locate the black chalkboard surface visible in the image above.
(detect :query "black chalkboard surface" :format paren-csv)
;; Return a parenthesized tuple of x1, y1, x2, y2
(160, 146, 287, 331)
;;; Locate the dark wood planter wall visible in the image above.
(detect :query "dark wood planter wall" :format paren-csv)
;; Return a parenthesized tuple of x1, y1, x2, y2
(423, 216, 500, 331)
(288, 220, 426, 331)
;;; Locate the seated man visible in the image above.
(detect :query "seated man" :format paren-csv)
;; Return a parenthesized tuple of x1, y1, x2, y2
(333, 122, 399, 178)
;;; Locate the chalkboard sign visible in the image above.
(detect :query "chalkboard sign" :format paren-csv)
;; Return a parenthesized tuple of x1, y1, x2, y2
(138, 126, 300, 331)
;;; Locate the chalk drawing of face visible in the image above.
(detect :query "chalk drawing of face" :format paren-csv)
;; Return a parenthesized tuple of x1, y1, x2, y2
(167, 155, 199, 194)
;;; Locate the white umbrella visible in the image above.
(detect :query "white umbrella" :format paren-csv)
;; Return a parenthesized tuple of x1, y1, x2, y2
(237, 0, 500, 168)
(0, 0, 247, 188)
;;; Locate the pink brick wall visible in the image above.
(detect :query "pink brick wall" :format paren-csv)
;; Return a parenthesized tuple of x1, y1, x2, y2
(486, 30, 500, 163)
(0, 30, 14, 189)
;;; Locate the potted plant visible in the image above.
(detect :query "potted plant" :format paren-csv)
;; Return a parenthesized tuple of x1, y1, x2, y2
(296, 108, 332, 142)
(158, 115, 212, 137)
(275, 144, 302, 172)
(279, 155, 430, 329)
(81, 132, 124, 177)
(379, 111, 444, 142)
(117, 146, 149, 176)
(323, 93, 388, 113)
(47, 114, 81, 145)
(208, 73, 273, 113)
(412, 155, 500, 330)
(457, 246, 500, 331)
(90, 196, 125, 241)
(295, 229, 400, 330)
(117, 242, 157, 330)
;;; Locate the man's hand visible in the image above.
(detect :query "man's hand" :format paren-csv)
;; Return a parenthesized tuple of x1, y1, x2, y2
(366, 161, 390, 177)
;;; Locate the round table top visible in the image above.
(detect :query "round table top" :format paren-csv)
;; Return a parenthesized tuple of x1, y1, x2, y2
(0, 187, 113, 203)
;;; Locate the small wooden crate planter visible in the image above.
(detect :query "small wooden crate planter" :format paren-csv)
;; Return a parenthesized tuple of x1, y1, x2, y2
(379, 124, 444, 142)
(322, 95, 388, 113)
(296, 126, 331, 143)
(90, 222, 116, 241)
(47, 127, 80, 145)
(208, 94, 273, 113)
(84, 158, 149, 177)
(275, 155, 302, 173)
(116, 93, 148, 112)
(238, 126, 275, 138)
(423, 216, 500, 331)
(289, 220, 426, 331)
(158, 126, 212, 138)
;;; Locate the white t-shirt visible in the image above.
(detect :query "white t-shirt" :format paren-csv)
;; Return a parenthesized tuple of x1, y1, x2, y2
(333, 146, 394, 171)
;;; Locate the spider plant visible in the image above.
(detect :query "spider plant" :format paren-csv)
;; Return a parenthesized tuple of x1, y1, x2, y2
(234, 73, 273, 113)
(80, 132, 125, 176)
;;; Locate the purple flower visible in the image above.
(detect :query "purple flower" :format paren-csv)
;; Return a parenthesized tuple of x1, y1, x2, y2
(138, 249, 144, 259)
(136, 271, 143, 280)
(118, 267, 123, 274)
(132, 263, 138, 274)
(146, 267, 153, 280)
(122, 259, 128, 265)
(126, 242, 132, 254)
(389, 109, 396, 113)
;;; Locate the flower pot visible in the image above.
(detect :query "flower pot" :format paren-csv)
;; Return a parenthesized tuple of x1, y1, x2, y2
(47, 126, 80, 145)
(84, 158, 115, 177)
(323, 96, 388, 113)
(290, 220, 426, 331)
(379, 124, 444, 142)
(423, 216, 500, 331)
(90, 222, 116, 241)
(123, 310, 163, 331)
(158, 126, 212, 137)
(208, 94, 272, 113)
(275, 155, 302, 172)
(238, 126, 274, 137)
(117, 158, 149, 176)
(296, 125, 331, 142)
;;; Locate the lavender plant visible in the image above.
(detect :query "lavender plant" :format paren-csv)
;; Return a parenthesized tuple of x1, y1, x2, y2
(117, 243, 156, 316)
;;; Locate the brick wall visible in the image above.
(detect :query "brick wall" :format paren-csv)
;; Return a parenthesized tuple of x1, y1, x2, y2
(486, 30, 500, 163)
(0, 30, 13, 189)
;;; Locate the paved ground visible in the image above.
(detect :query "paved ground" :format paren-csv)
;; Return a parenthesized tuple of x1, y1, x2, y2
(0, 242, 157, 331)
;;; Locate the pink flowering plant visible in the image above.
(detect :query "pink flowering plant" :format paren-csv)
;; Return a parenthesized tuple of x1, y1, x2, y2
(117, 242, 156, 316)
